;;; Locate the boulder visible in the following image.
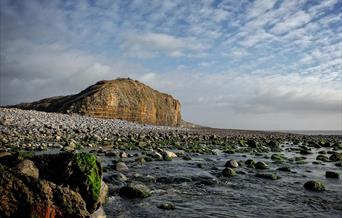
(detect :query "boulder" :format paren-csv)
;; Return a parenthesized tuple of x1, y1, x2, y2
(0, 165, 89, 218)
(31, 152, 105, 213)
(304, 181, 325, 192)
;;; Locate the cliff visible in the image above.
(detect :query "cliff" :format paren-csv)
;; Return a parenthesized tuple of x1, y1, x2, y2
(12, 78, 182, 126)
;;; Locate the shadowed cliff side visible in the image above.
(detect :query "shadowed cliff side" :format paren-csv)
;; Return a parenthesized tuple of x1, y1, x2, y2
(10, 78, 182, 126)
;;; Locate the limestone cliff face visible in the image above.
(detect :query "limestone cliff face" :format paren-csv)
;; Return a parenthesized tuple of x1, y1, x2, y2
(13, 78, 182, 126)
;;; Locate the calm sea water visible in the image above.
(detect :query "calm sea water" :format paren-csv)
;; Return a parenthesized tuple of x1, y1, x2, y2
(279, 130, 342, 136)
(101, 143, 342, 218)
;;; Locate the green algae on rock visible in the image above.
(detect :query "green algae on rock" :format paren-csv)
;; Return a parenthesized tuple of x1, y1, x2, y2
(74, 153, 102, 202)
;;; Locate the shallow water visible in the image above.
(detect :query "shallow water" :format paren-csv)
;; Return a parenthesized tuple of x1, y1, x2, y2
(98, 144, 342, 218)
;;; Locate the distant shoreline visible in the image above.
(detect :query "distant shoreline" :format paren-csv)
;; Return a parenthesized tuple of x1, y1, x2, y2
(277, 130, 342, 136)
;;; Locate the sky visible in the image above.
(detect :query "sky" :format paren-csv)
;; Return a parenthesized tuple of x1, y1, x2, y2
(0, 0, 341, 130)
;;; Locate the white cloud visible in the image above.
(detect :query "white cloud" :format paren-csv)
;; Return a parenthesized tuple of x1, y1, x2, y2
(246, 0, 277, 20)
(271, 11, 311, 35)
(121, 32, 207, 58)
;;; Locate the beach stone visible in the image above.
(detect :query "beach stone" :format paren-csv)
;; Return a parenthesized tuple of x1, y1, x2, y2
(162, 150, 177, 161)
(247, 139, 257, 148)
(256, 173, 279, 180)
(222, 167, 237, 177)
(325, 171, 339, 179)
(304, 181, 325, 192)
(119, 183, 151, 198)
(225, 160, 239, 168)
(329, 153, 342, 162)
(115, 162, 129, 172)
(271, 154, 284, 161)
(255, 161, 269, 169)
(267, 141, 281, 152)
(316, 154, 329, 162)
(158, 202, 175, 210)
(277, 166, 291, 172)
(15, 159, 39, 179)
(119, 152, 128, 158)
(245, 159, 256, 168)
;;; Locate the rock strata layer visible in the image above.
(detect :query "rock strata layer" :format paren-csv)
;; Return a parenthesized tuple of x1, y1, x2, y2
(11, 78, 182, 126)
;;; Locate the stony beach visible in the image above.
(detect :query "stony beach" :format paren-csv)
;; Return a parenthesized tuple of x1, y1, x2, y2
(1, 108, 341, 217)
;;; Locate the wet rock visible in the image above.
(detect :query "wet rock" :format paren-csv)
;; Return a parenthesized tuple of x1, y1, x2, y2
(0, 165, 89, 218)
(148, 151, 163, 160)
(163, 150, 177, 158)
(256, 173, 279, 180)
(329, 153, 342, 162)
(135, 156, 146, 164)
(115, 162, 129, 172)
(277, 166, 291, 172)
(255, 161, 269, 169)
(222, 167, 237, 177)
(267, 140, 281, 152)
(119, 183, 151, 198)
(271, 154, 285, 162)
(158, 202, 175, 210)
(247, 139, 257, 148)
(300, 148, 312, 155)
(15, 159, 39, 179)
(245, 159, 256, 168)
(335, 162, 342, 167)
(182, 155, 192, 161)
(304, 180, 325, 192)
(316, 154, 330, 162)
(69, 153, 105, 213)
(225, 160, 239, 168)
(325, 171, 340, 179)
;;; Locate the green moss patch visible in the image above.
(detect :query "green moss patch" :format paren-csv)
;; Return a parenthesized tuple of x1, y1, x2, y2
(74, 153, 102, 201)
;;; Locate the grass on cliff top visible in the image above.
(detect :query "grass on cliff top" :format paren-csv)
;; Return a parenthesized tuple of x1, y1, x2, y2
(74, 153, 102, 201)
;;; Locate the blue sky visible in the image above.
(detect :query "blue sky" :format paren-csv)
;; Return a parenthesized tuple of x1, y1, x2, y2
(0, 0, 341, 130)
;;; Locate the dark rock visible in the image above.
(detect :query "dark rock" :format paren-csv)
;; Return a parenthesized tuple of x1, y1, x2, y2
(115, 162, 129, 172)
(255, 173, 279, 180)
(326, 171, 340, 179)
(255, 161, 269, 169)
(119, 183, 151, 198)
(245, 159, 256, 168)
(271, 154, 284, 162)
(277, 166, 291, 172)
(304, 180, 325, 192)
(158, 202, 175, 210)
(0, 165, 89, 218)
(316, 154, 330, 162)
(329, 153, 342, 162)
(247, 139, 257, 148)
(222, 167, 237, 177)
